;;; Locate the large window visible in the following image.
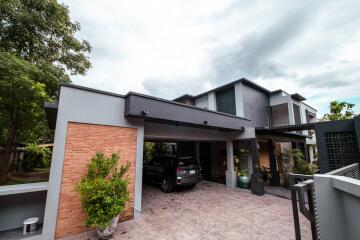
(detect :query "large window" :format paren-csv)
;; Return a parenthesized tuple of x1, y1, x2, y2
(216, 87, 236, 115)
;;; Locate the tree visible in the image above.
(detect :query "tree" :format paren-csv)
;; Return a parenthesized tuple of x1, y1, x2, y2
(0, 52, 49, 183)
(323, 101, 357, 121)
(0, 0, 91, 184)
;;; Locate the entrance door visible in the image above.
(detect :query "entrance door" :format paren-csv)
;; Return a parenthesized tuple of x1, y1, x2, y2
(199, 141, 226, 184)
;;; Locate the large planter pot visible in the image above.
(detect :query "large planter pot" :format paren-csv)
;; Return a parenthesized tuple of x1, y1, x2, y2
(238, 176, 250, 189)
(96, 215, 119, 239)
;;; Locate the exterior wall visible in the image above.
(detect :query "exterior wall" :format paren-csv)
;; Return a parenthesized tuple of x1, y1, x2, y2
(194, 95, 208, 109)
(314, 174, 360, 240)
(43, 86, 144, 240)
(55, 123, 137, 239)
(242, 84, 269, 127)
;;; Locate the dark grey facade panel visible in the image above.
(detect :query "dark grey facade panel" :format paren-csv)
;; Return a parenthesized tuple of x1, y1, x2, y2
(242, 84, 269, 128)
(125, 94, 252, 131)
(216, 87, 236, 115)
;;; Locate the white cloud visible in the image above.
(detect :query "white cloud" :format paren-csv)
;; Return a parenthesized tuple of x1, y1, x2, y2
(61, 0, 360, 115)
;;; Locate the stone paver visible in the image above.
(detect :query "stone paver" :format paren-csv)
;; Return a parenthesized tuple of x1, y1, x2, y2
(63, 181, 311, 240)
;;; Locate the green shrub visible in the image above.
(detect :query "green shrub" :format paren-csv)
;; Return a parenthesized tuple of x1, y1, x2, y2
(75, 152, 130, 229)
(22, 143, 52, 171)
(237, 169, 249, 177)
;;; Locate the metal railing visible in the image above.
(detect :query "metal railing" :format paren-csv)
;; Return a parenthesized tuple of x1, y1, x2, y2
(289, 173, 320, 240)
(290, 163, 360, 240)
(326, 163, 360, 179)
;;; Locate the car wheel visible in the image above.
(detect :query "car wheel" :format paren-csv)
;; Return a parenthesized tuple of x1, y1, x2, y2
(161, 175, 173, 193)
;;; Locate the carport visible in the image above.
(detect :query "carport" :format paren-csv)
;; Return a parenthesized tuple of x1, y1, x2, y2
(124, 92, 259, 210)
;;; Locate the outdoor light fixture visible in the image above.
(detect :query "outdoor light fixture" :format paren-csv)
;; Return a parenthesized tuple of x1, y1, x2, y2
(203, 120, 208, 124)
(141, 110, 149, 115)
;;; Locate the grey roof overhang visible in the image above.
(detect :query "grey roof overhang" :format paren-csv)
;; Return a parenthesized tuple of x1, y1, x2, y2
(44, 102, 58, 130)
(255, 128, 310, 139)
(125, 92, 252, 132)
(256, 122, 316, 133)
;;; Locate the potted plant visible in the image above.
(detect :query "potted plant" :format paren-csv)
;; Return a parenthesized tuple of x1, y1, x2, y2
(76, 152, 130, 239)
(237, 169, 250, 189)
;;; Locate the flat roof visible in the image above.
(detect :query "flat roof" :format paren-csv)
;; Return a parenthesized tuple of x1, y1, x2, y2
(256, 122, 316, 132)
(194, 78, 271, 98)
(44, 84, 252, 131)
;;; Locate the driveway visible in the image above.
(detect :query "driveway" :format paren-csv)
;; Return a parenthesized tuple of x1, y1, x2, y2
(65, 181, 311, 240)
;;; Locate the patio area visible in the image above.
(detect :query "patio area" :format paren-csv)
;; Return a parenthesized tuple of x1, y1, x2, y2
(63, 181, 311, 240)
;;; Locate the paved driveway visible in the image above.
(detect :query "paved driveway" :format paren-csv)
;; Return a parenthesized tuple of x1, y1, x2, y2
(66, 181, 311, 240)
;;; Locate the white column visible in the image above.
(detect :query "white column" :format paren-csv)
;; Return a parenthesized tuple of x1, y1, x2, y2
(234, 82, 244, 117)
(225, 140, 237, 188)
(208, 92, 216, 111)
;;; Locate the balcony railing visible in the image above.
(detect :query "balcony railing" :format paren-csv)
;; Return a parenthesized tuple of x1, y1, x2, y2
(291, 163, 360, 240)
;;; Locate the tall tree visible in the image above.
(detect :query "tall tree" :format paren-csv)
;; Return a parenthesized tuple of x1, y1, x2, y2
(0, 52, 49, 183)
(323, 101, 357, 121)
(0, 0, 91, 183)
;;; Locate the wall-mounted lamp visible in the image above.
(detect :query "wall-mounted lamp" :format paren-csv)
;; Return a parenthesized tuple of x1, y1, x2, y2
(142, 110, 149, 115)
(203, 120, 208, 124)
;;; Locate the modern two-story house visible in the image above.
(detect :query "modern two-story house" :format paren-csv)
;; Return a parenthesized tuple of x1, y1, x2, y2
(36, 78, 317, 239)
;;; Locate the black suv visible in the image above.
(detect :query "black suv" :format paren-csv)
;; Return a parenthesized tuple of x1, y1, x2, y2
(143, 155, 202, 192)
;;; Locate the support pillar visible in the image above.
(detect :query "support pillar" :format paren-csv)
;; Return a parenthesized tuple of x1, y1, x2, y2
(304, 142, 310, 163)
(194, 141, 200, 165)
(250, 139, 260, 174)
(268, 139, 280, 186)
(225, 140, 236, 188)
(250, 138, 264, 195)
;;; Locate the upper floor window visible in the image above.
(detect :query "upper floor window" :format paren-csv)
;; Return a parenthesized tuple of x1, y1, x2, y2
(216, 87, 236, 115)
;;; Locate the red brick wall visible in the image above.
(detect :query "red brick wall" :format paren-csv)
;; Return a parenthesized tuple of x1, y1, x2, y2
(55, 123, 137, 239)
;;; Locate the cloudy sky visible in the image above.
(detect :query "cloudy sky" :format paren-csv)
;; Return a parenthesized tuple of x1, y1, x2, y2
(60, 0, 360, 115)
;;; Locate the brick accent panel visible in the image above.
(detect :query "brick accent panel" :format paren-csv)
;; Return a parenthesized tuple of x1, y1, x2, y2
(55, 123, 137, 239)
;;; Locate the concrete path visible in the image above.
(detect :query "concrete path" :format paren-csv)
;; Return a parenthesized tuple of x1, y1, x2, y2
(64, 181, 311, 240)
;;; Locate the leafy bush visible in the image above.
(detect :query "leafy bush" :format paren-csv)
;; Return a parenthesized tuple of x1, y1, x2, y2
(237, 169, 249, 177)
(22, 144, 52, 171)
(75, 152, 130, 229)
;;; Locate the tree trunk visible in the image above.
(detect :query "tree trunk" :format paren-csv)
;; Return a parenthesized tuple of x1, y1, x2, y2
(0, 125, 17, 185)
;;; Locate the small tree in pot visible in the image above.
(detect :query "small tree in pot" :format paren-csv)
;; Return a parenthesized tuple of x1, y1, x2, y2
(76, 152, 130, 239)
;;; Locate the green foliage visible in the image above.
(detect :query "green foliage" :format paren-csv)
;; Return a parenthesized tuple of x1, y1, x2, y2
(237, 169, 249, 177)
(76, 152, 130, 229)
(144, 142, 156, 162)
(143, 142, 174, 162)
(283, 149, 317, 176)
(323, 101, 357, 121)
(22, 143, 52, 171)
(0, 51, 49, 140)
(0, 0, 91, 93)
(0, 0, 91, 182)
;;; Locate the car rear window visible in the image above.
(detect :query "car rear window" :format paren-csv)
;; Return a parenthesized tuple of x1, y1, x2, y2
(177, 157, 197, 166)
